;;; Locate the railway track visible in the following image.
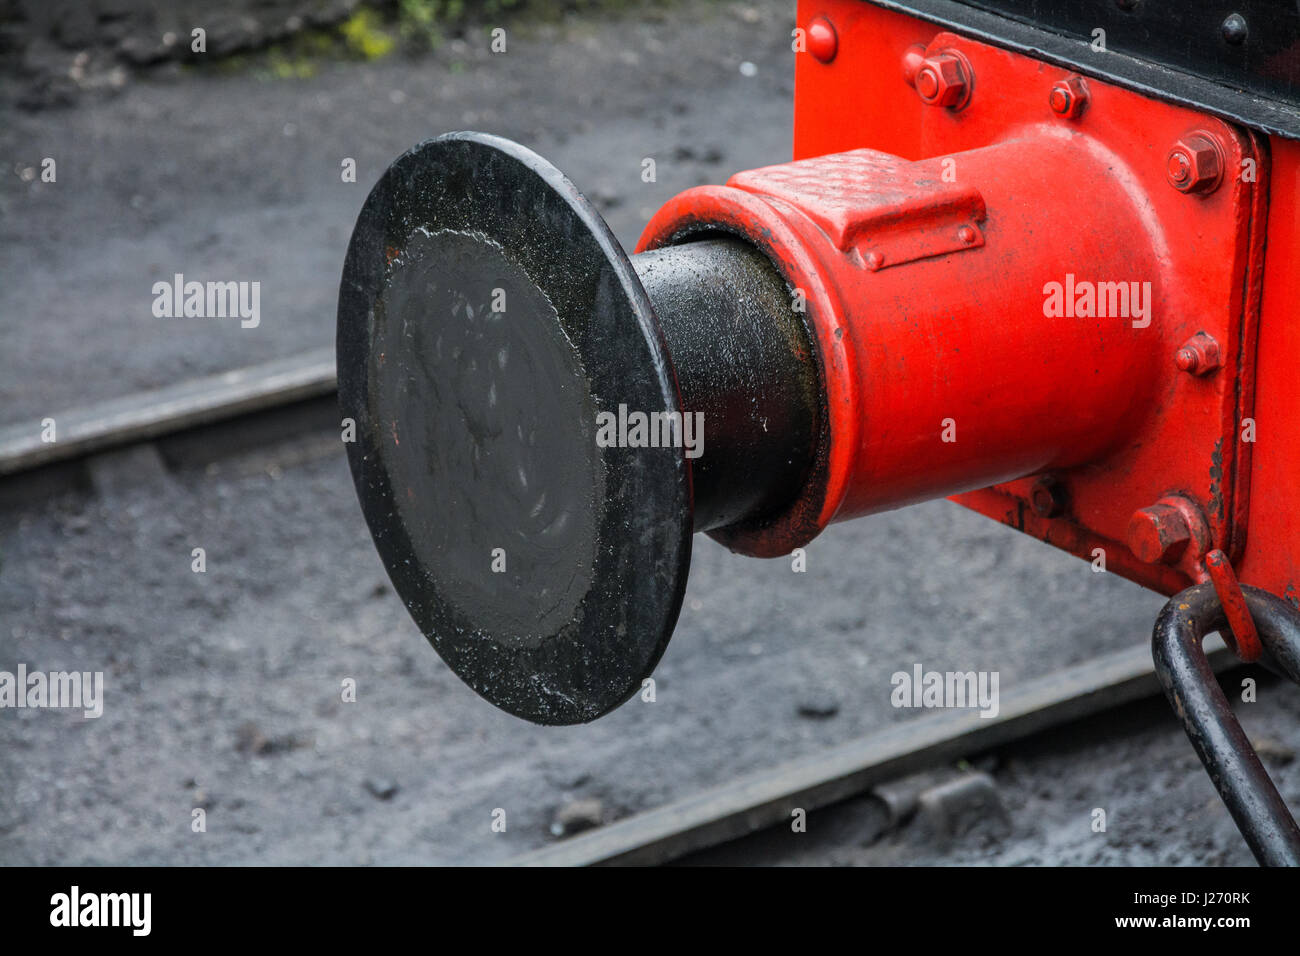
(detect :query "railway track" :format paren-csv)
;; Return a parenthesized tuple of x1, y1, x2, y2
(0, 350, 336, 480)
(508, 639, 1240, 866)
(0, 356, 1277, 865)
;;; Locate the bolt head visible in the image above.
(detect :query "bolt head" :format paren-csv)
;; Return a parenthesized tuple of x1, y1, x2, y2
(1048, 76, 1088, 118)
(1175, 332, 1222, 376)
(1127, 505, 1192, 564)
(915, 53, 968, 108)
(1167, 133, 1224, 194)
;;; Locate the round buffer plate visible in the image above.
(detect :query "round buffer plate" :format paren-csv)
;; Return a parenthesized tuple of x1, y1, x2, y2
(337, 132, 693, 724)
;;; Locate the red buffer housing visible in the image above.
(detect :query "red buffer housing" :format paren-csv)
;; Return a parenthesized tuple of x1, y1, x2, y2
(640, 4, 1288, 605)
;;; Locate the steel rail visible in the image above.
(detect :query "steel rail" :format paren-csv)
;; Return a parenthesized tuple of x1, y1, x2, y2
(1, 357, 1280, 868)
(0, 349, 336, 477)
(506, 637, 1239, 867)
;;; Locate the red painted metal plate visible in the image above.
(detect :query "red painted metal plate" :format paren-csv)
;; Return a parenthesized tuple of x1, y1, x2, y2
(794, 1, 1269, 597)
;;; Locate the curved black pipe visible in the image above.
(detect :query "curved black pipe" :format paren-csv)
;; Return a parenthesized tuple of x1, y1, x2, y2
(1151, 583, 1300, 866)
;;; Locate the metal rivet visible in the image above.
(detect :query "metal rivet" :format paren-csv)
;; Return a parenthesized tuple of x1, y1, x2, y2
(807, 16, 838, 64)
(1222, 13, 1248, 45)
(901, 44, 927, 86)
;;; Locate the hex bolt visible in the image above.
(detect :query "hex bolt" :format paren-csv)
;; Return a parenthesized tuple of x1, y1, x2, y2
(1166, 132, 1225, 195)
(1127, 504, 1192, 565)
(914, 52, 970, 109)
(1175, 332, 1223, 376)
(807, 16, 838, 64)
(1048, 76, 1088, 119)
(1030, 476, 1067, 518)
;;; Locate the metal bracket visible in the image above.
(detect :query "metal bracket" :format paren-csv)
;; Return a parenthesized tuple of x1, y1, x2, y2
(727, 150, 987, 271)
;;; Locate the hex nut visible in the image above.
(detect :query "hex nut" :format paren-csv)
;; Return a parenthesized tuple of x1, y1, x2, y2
(915, 53, 969, 109)
(1049, 76, 1088, 119)
(1167, 133, 1224, 194)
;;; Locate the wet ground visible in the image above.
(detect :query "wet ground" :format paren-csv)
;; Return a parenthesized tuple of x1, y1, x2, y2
(1, 0, 1293, 866)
